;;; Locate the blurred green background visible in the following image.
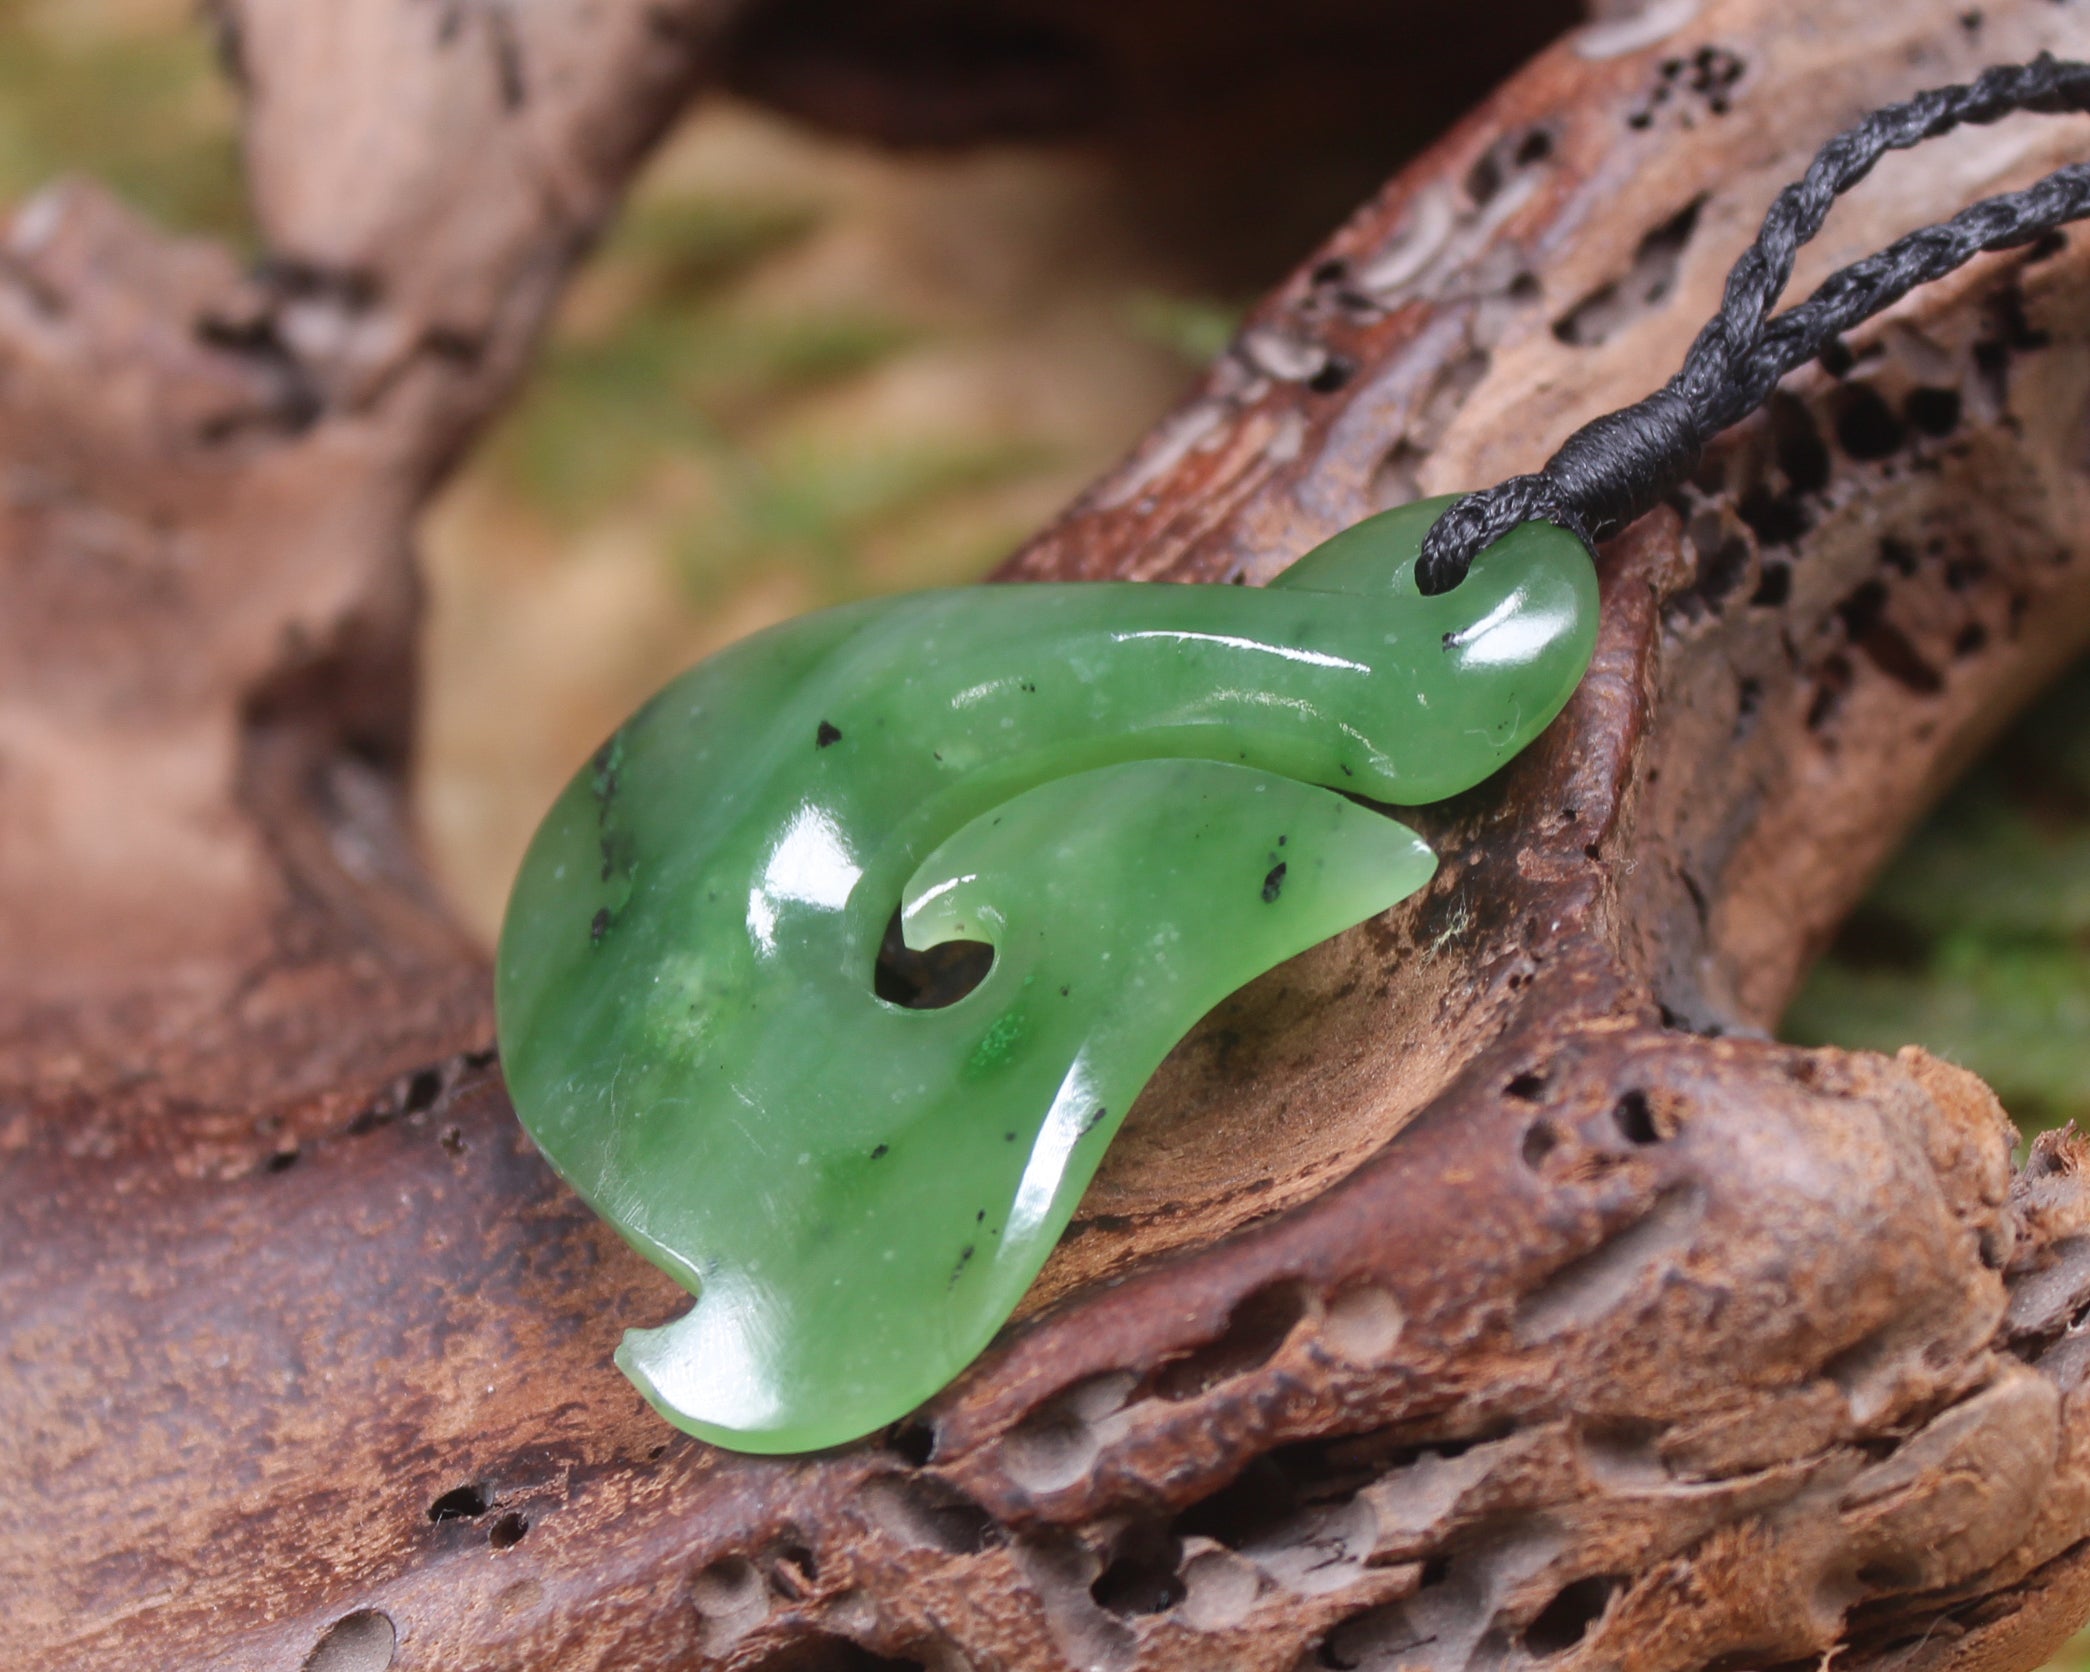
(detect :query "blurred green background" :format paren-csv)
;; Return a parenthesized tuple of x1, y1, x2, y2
(4, 2, 2086, 1658)
(1781, 661, 2090, 1138)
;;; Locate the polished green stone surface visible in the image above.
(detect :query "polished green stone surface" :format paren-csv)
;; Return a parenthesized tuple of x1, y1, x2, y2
(494, 498, 1598, 1453)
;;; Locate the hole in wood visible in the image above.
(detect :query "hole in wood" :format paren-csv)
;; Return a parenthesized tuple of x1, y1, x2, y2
(1308, 355, 1355, 394)
(1153, 1281, 1310, 1401)
(1322, 1284, 1404, 1361)
(1752, 561, 1792, 606)
(1552, 195, 1703, 349)
(1175, 1453, 1302, 1551)
(1003, 1403, 1104, 1493)
(1523, 1573, 1622, 1655)
(861, 1474, 1003, 1555)
(1858, 1557, 1925, 1593)
(488, 1511, 529, 1550)
(302, 1610, 396, 1672)
(426, 1482, 490, 1522)
(1514, 1185, 1703, 1342)
(769, 1539, 820, 1596)
(1090, 1524, 1186, 1616)
(1904, 385, 1962, 436)
(1612, 1090, 1666, 1144)
(746, 1635, 928, 1672)
(1834, 383, 1907, 462)
(884, 1417, 937, 1466)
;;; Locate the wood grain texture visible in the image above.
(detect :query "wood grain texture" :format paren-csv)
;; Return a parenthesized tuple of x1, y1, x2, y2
(11, 1, 2090, 1669)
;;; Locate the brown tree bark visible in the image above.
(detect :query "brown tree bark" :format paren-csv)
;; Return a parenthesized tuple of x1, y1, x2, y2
(11, 2, 2090, 1670)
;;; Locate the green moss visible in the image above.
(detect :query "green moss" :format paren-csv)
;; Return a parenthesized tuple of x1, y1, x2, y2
(487, 305, 922, 525)
(671, 433, 1059, 604)
(1123, 289, 1244, 368)
(0, 0, 245, 243)
(2050, 1631, 2090, 1671)
(1785, 662, 2090, 1135)
(605, 194, 827, 297)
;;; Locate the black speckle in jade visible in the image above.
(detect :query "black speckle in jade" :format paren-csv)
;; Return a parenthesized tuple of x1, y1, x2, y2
(816, 720, 843, 748)
(590, 734, 637, 904)
(590, 737, 621, 805)
(1262, 862, 1289, 902)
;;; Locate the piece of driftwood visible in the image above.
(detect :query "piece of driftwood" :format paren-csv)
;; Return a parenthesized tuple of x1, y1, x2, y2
(11, 1, 2090, 1669)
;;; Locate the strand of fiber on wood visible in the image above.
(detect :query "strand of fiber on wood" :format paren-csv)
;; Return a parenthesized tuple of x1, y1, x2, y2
(1416, 52, 2090, 595)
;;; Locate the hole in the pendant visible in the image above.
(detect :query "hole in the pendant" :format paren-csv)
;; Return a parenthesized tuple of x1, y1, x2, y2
(873, 906, 994, 1010)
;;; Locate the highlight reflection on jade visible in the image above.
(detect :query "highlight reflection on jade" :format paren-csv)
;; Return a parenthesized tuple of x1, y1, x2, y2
(494, 497, 1598, 1453)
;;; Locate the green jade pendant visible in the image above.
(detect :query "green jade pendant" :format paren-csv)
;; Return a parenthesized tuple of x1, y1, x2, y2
(495, 497, 1598, 1453)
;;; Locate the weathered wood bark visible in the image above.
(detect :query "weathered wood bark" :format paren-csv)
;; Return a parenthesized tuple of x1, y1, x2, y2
(12, 2, 2090, 1670)
(0, 0, 759, 1103)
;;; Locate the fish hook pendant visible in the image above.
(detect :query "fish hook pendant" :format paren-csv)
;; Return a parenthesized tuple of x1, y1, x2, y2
(495, 496, 1597, 1453)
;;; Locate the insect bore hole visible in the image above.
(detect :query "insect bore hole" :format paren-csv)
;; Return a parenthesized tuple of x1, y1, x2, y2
(427, 1482, 490, 1522)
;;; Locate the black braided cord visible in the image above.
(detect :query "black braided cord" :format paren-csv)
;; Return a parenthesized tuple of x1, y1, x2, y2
(1415, 53, 2090, 595)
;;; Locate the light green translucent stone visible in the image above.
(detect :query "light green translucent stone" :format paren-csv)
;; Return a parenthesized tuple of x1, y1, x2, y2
(494, 498, 1597, 1453)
